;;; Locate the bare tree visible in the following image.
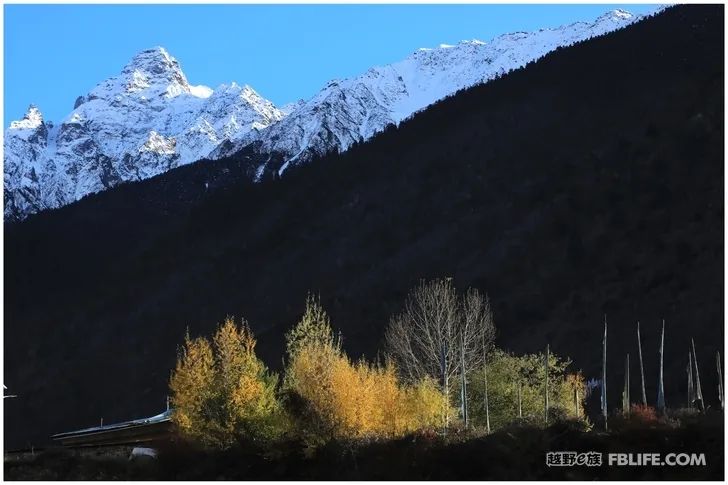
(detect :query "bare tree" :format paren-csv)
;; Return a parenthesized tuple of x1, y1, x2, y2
(384, 278, 496, 425)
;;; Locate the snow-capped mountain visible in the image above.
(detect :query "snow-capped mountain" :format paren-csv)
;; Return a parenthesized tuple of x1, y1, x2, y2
(213, 8, 645, 177)
(4, 47, 283, 220)
(4, 8, 646, 220)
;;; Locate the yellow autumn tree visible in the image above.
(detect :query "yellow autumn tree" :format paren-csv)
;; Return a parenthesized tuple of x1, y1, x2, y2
(284, 294, 337, 358)
(170, 318, 287, 449)
(399, 375, 447, 434)
(284, 296, 447, 441)
(169, 331, 217, 446)
(358, 361, 447, 438)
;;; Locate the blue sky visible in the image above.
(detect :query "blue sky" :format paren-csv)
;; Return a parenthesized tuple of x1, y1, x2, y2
(4, 4, 656, 124)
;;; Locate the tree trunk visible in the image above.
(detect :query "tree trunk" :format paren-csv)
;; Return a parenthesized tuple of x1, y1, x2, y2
(517, 380, 522, 419)
(483, 366, 490, 434)
(460, 336, 468, 427)
(482, 332, 490, 433)
(440, 341, 449, 434)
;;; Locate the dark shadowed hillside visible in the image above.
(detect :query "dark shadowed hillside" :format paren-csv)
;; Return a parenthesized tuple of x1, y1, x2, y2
(4, 5, 723, 448)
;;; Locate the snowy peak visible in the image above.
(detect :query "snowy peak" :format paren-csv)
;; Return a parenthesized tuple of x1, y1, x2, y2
(238, 84, 266, 103)
(87, 46, 200, 101)
(9, 105, 44, 130)
(200, 82, 284, 135)
(120, 46, 191, 97)
(124, 46, 179, 74)
(4, 45, 284, 221)
(211, 82, 266, 105)
(598, 9, 635, 22)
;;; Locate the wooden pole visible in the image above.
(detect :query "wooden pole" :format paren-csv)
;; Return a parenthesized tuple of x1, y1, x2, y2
(622, 353, 630, 415)
(657, 320, 666, 415)
(602, 316, 608, 430)
(692, 338, 705, 412)
(545, 344, 550, 424)
(717, 351, 724, 411)
(637, 321, 647, 405)
(688, 350, 694, 409)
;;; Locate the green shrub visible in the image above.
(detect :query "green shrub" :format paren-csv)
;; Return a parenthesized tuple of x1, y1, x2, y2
(462, 349, 587, 431)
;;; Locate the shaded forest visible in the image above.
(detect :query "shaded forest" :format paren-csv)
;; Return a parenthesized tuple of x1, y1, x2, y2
(4, 4, 723, 448)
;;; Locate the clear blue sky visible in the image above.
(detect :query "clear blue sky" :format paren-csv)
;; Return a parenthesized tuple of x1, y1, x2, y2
(4, 4, 656, 124)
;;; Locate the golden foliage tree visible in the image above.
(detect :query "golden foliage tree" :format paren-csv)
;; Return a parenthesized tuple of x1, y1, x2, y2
(169, 331, 216, 445)
(285, 294, 336, 359)
(170, 317, 286, 448)
(284, 297, 449, 441)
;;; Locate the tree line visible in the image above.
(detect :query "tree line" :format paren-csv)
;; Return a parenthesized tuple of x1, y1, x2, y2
(169, 279, 587, 449)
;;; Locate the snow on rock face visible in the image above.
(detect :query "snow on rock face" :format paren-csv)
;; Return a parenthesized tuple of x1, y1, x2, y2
(89, 47, 191, 100)
(5, 9, 647, 220)
(140, 131, 177, 155)
(5, 47, 283, 220)
(9, 105, 44, 131)
(4, 105, 52, 218)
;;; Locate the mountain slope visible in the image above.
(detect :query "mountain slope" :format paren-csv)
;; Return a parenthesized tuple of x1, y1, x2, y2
(4, 5, 723, 449)
(4, 9, 644, 220)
